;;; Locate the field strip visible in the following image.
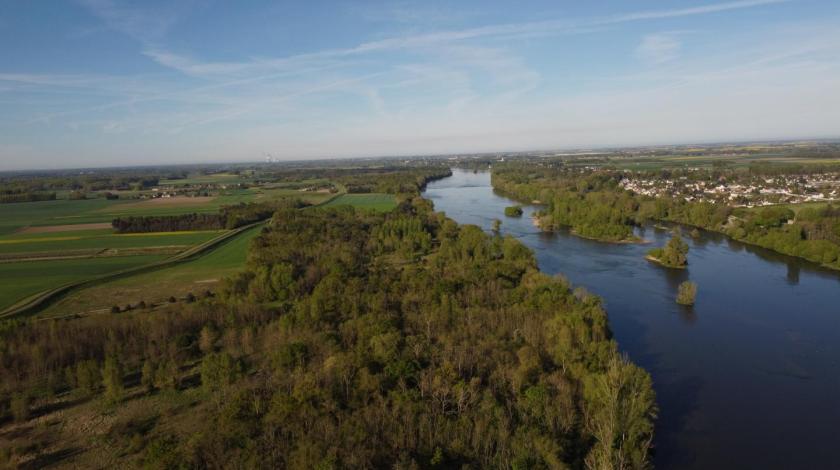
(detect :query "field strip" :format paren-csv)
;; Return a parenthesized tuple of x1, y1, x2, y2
(17, 222, 113, 234)
(0, 236, 83, 244)
(114, 230, 221, 237)
(0, 221, 266, 319)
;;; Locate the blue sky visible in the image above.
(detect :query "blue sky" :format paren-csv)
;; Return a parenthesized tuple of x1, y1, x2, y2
(1, 0, 839, 170)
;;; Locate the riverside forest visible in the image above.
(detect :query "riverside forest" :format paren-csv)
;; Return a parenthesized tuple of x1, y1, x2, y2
(0, 163, 659, 468)
(1, 143, 840, 469)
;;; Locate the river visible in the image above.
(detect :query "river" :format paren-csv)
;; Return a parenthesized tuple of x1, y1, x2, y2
(423, 169, 840, 469)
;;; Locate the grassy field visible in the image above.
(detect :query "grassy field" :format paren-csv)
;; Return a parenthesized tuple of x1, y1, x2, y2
(252, 187, 334, 205)
(744, 201, 834, 214)
(602, 153, 840, 171)
(0, 191, 263, 234)
(322, 193, 397, 212)
(0, 254, 168, 312)
(159, 172, 252, 186)
(41, 225, 262, 316)
(0, 229, 222, 255)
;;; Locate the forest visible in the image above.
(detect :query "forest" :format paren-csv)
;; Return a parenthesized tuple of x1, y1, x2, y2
(0, 177, 655, 469)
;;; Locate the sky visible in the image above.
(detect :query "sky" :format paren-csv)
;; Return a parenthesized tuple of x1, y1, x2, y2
(1, 0, 840, 170)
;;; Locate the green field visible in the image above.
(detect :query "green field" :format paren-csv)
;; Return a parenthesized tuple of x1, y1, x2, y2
(41, 225, 262, 316)
(252, 187, 334, 205)
(744, 201, 834, 214)
(322, 193, 397, 212)
(159, 172, 252, 186)
(0, 191, 264, 234)
(0, 229, 222, 256)
(0, 254, 168, 312)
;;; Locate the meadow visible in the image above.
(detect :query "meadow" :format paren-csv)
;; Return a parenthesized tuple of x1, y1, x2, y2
(40, 225, 262, 316)
(0, 229, 222, 257)
(0, 191, 249, 235)
(322, 193, 397, 212)
(158, 172, 252, 186)
(0, 254, 168, 312)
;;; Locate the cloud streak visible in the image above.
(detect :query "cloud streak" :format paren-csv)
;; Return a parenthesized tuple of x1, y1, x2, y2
(636, 34, 683, 64)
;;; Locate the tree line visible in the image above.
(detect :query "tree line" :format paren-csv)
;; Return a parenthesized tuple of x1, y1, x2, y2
(0, 191, 56, 204)
(112, 200, 298, 233)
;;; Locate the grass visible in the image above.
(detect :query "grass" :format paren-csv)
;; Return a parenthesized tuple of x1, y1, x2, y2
(159, 172, 251, 186)
(41, 225, 262, 316)
(252, 187, 334, 205)
(0, 254, 167, 312)
(744, 201, 834, 214)
(322, 193, 397, 212)
(0, 230, 223, 255)
(0, 190, 264, 234)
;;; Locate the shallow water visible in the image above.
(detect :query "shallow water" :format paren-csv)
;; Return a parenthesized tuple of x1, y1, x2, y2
(423, 169, 840, 469)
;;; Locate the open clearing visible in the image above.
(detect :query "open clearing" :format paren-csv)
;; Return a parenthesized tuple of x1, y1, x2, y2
(322, 193, 397, 212)
(41, 225, 262, 316)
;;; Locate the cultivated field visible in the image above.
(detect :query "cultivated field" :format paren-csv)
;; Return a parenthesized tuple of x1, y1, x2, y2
(0, 254, 168, 312)
(322, 193, 397, 212)
(0, 229, 222, 259)
(40, 225, 262, 316)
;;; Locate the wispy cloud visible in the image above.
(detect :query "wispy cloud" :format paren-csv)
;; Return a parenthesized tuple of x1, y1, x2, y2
(636, 34, 683, 64)
(144, 0, 789, 79)
(77, 0, 180, 43)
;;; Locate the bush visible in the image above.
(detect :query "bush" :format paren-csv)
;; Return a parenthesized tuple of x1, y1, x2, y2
(504, 205, 524, 217)
(676, 281, 697, 305)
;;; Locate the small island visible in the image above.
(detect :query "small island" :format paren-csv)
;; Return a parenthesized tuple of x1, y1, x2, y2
(504, 205, 524, 217)
(647, 231, 689, 268)
(677, 281, 698, 305)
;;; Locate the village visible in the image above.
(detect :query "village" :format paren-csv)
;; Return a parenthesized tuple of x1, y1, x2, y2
(619, 171, 840, 207)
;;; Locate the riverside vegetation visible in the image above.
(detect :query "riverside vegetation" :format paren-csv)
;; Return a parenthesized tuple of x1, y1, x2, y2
(492, 165, 840, 269)
(646, 232, 689, 269)
(0, 167, 655, 469)
(676, 282, 698, 306)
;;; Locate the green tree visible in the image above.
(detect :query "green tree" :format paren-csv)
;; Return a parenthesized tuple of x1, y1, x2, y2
(649, 231, 689, 268)
(76, 360, 100, 396)
(199, 325, 218, 354)
(200, 352, 241, 394)
(101, 356, 124, 404)
(676, 281, 697, 306)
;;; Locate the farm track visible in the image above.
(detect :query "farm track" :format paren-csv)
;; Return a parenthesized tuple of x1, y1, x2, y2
(0, 221, 266, 319)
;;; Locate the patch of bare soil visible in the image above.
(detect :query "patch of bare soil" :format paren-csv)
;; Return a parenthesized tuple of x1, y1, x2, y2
(112, 196, 216, 209)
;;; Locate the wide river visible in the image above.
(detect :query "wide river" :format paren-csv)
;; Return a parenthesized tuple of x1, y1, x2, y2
(423, 169, 840, 469)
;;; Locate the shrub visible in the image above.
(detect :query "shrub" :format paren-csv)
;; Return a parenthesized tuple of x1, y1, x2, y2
(676, 281, 697, 305)
(505, 205, 524, 217)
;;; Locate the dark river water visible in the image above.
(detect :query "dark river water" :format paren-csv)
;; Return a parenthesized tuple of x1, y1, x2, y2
(423, 169, 840, 469)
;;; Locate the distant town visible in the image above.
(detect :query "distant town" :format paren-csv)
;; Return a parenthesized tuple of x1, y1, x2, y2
(620, 171, 840, 207)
